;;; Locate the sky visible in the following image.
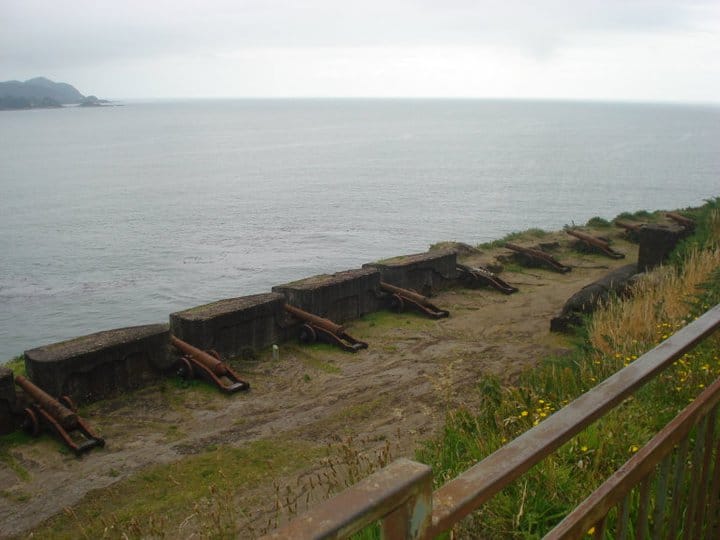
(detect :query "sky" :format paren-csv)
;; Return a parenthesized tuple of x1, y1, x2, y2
(1, 0, 719, 102)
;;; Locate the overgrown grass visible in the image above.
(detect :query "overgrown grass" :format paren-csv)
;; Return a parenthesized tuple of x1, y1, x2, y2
(478, 228, 549, 249)
(24, 431, 400, 539)
(614, 209, 657, 222)
(31, 438, 325, 539)
(4, 355, 26, 376)
(585, 216, 612, 228)
(417, 199, 720, 538)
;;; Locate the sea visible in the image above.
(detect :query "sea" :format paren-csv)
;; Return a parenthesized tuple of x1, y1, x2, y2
(1, 99, 718, 362)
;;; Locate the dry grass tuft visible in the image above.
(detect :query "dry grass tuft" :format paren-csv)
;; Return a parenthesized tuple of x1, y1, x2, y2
(589, 247, 720, 357)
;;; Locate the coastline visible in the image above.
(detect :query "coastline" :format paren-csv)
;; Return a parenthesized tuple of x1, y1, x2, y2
(1, 219, 643, 537)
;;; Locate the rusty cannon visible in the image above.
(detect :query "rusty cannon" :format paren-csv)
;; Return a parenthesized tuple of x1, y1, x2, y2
(456, 263, 518, 295)
(380, 281, 450, 319)
(504, 243, 572, 273)
(284, 304, 368, 352)
(14, 375, 105, 456)
(565, 229, 625, 259)
(614, 220, 644, 242)
(615, 220, 643, 232)
(666, 211, 696, 231)
(170, 336, 250, 393)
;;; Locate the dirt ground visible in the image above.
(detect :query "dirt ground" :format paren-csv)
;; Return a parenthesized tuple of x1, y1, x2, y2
(0, 230, 637, 538)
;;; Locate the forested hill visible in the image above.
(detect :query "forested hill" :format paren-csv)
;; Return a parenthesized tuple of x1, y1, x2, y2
(0, 77, 103, 110)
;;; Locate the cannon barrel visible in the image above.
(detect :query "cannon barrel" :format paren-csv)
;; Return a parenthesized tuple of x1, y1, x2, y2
(284, 304, 344, 335)
(380, 281, 434, 307)
(666, 212, 695, 229)
(505, 242, 543, 256)
(171, 335, 227, 377)
(615, 220, 641, 231)
(566, 228, 608, 246)
(504, 242, 572, 273)
(15, 375, 78, 430)
(565, 229, 624, 259)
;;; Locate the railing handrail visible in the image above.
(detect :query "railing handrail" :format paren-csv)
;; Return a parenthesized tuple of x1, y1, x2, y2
(428, 304, 720, 536)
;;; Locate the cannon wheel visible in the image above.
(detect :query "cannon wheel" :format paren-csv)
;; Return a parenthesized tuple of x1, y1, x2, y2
(390, 294, 405, 313)
(299, 324, 317, 344)
(177, 356, 195, 380)
(22, 407, 40, 437)
(59, 395, 78, 412)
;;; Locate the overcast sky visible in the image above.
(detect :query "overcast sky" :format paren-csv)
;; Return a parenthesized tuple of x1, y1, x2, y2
(2, 0, 719, 102)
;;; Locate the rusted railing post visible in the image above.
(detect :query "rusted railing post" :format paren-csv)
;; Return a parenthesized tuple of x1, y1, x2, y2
(261, 458, 432, 539)
(380, 463, 433, 539)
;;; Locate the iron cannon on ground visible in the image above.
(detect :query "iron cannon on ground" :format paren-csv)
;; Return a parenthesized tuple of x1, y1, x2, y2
(284, 304, 369, 352)
(171, 335, 250, 393)
(15, 375, 105, 456)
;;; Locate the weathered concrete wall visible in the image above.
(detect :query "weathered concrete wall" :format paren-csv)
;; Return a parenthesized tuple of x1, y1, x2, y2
(24, 324, 171, 404)
(638, 224, 688, 272)
(363, 250, 458, 295)
(170, 293, 286, 359)
(0, 367, 17, 434)
(273, 268, 381, 323)
(550, 264, 639, 333)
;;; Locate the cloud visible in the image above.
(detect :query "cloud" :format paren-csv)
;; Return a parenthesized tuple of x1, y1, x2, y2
(2, 0, 718, 69)
(1, 1, 718, 101)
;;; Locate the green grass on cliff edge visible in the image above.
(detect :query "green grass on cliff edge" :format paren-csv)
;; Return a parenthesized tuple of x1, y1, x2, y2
(4, 355, 25, 376)
(416, 198, 720, 538)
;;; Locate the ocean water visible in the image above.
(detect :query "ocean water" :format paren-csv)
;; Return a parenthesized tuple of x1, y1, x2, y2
(1, 99, 718, 361)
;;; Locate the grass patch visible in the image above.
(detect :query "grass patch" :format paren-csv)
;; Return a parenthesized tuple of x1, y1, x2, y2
(303, 341, 344, 354)
(4, 355, 26, 376)
(585, 216, 612, 228)
(354, 310, 432, 335)
(614, 209, 658, 222)
(0, 430, 34, 481)
(303, 356, 341, 374)
(279, 342, 342, 373)
(479, 228, 549, 250)
(327, 398, 387, 428)
(0, 488, 31, 502)
(32, 437, 323, 539)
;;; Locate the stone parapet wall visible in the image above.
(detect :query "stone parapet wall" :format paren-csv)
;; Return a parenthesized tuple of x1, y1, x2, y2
(170, 293, 287, 359)
(13, 250, 467, 408)
(637, 224, 689, 271)
(0, 367, 17, 434)
(273, 268, 382, 323)
(363, 250, 458, 295)
(24, 324, 171, 403)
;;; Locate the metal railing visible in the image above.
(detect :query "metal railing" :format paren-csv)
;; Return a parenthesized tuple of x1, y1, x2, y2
(262, 304, 720, 539)
(545, 374, 720, 539)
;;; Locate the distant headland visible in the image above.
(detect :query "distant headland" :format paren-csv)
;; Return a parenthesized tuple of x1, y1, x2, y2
(0, 76, 110, 110)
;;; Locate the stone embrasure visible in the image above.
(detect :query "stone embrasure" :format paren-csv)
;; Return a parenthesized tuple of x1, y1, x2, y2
(0, 366, 17, 434)
(364, 249, 458, 295)
(170, 293, 287, 358)
(273, 268, 382, 323)
(172, 293, 285, 321)
(24, 324, 171, 403)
